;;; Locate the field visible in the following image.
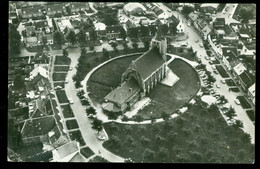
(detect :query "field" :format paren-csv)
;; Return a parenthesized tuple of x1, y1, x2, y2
(66, 120, 79, 130)
(56, 90, 69, 104)
(216, 65, 230, 78)
(103, 99, 255, 163)
(60, 104, 74, 118)
(69, 130, 85, 146)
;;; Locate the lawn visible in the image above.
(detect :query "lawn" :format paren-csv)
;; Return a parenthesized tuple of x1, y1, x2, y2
(87, 81, 113, 104)
(80, 147, 94, 159)
(103, 99, 255, 163)
(54, 55, 71, 65)
(14, 143, 45, 162)
(56, 90, 69, 104)
(53, 72, 67, 81)
(54, 66, 69, 72)
(69, 130, 85, 146)
(237, 96, 252, 109)
(146, 58, 200, 114)
(60, 104, 74, 118)
(216, 65, 230, 78)
(230, 87, 240, 92)
(225, 79, 236, 86)
(168, 46, 196, 61)
(26, 45, 49, 52)
(66, 119, 79, 130)
(53, 82, 65, 88)
(246, 110, 255, 122)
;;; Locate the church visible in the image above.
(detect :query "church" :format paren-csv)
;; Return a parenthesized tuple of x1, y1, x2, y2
(102, 28, 168, 113)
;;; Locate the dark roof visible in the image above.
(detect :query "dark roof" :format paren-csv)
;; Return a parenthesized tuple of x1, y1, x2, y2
(188, 12, 198, 22)
(70, 2, 89, 9)
(46, 3, 64, 12)
(168, 15, 180, 27)
(104, 77, 140, 105)
(239, 71, 253, 88)
(125, 20, 136, 28)
(34, 21, 48, 29)
(21, 5, 42, 14)
(106, 25, 122, 33)
(133, 46, 165, 80)
(224, 25, 234, 35)
(222, 47, 238, 56)
(213, 18, 225, 27)
(198, 19, 208, 29)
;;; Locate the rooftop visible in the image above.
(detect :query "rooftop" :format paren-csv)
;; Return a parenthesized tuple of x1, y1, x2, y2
(239, 71, 253, 88)
(132, 46, 165, 80)
(123, 3, 146, 12)
(248, 84, 255, 97)
(94, 22, 106, 31)
(200, 3, 219, 9)
(104, 77, 140, 105)
(233, 63, 246, 76)
(54, 140, 79, 160)
(188, 12, 198, 22)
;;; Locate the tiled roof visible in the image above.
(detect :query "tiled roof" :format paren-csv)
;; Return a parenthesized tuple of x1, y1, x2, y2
(188, 12, 198, 22)
(213, 18, 225, 27)
(239, 71, 253, 88)
(168, 15, 180, 27)
(106, 25, 122, 33)
(54, 140, 79, 159)
(104, 77, 140, 105)
(133, 46, 165, 80)
(35, 20, 48, 29)
(222, 47, 238, 56)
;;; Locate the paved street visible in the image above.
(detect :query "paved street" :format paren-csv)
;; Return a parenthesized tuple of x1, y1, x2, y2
(63, 48, 125, 162)
(156, 3, 254, 144)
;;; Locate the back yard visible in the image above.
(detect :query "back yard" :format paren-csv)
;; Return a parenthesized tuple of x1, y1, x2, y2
(60, 104, 74, 118)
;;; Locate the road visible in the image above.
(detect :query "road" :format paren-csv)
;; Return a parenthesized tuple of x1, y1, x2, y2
(156, 3, 254, 144)
(63, 47, 124, 162)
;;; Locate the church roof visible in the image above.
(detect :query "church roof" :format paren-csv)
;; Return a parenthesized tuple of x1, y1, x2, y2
(133, 46, 165, 80)
(104, 77, 140, 105)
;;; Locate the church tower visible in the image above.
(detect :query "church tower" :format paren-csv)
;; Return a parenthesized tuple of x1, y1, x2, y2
(151, 24, 167, 61)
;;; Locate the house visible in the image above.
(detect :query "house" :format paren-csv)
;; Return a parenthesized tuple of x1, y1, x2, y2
(232, 63, 246, 78)
(123, 3, 146, 16)
(29, 65, 49, 80)
(52, 141, 80, 162)
(223, 25, 237, 39)
(237, 71, 254, 92)
(188, 12, 198, 23)
(195, 19, 212, 40)
(24, 36, 38, 47)
(56, 19, 74, 33)
(69, 2, 90, 13)
(200, 3, 219, 14)
(20, 5, 43, 19)
(167, 15, 184, 34)
(248, 84, 255, 105)
(94, 22, 107, 40)
(34, 20, 49, 34)
(106, 25, 123, 40)
(213, 18, 225, 29)
(102, 28, 167, 113)
(222, 48, 240, 71)
(46, 3, 66, 16)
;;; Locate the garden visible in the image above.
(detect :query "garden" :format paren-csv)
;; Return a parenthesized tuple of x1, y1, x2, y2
(60, 104, 74, 118)
(236, 96, 252, 109)
(216, 65, 230, 78)
(69, 130, 85, 146)
(52, 72, 67, 81)
(66, 119, 79, 130)
(56, 90, 69, 104)
(53, 66, 70, 72)
(54, 55, 71, 65)
(103, 99, 255, 163)
(80, 147, 94, 159)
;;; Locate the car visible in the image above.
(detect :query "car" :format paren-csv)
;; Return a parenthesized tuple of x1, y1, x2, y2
(167, 9, 171, 12)
(98, 135, 106, 140)
(68, 98, 74, 104)
(234, 99, 240, 105)
(205, 56, 209, 60)
(213, 70, 219, 74)
(216, 84, 220, 88)
(54, 86, 62, 90)
(195, 39, 199, 43)
(221, 79, 226, 84)
(199, 43, 203, 48)
(99, 40, 103, 44)
(108, 40, 115, 44)
(69, 67, 73, 71)
(65, 78, 69, 83)
(187, 22, 191, 27)
(88, 114, 96, 119)
(209, 61, 213, 65)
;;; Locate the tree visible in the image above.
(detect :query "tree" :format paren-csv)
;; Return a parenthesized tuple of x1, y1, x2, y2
(120, 27, 127, 40)
(52, 19, 57, 31)
(91, 118, 103, 133)
(86, 107, 96, 116)
(53, 31, 63, 44)
(102, 48, 109, 58)
(158, 147, 169, 161)
(142, 148, 155, 162)
(9, 23, 21, 55)
(63, 49, 68, 57)
(78, 30, 86, 44)
(239, 7, 254, 23)
(110, 42, 118, 51)
(144, 41, 150, 50)
(132, 42, 138, 50)
(103, 13, 118, 26)
(182, 6, 194, 15)
(225, 106, 236, 120)
(67, 30, 77, 45)
(42, 35, 47, 45)
(123, 41, 129, 51)
(133, 115, 143, 122)
(121, 115, 129, 122)
(233, 119, 243, 128)
(13, 75, 25, 90)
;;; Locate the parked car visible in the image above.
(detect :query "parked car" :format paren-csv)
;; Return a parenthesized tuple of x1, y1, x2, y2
(68, 98, 74, 104)
(221, 79, 226, 84)
(209, 61, 213, 64)
(199, 43, 203, 48)
(65, 78, 69, 83)
(234, 99, 240, 105)
(213, 70, 219, 74)
(69, 67, 73, 71)
(99, 40, 103, 44)
(216, 83, 220, 88)
(205, 56, 209, 60)
(98, 135, 106, 140)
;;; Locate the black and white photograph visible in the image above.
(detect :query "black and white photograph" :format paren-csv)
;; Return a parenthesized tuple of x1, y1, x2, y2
(8, 1, 255, 163)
